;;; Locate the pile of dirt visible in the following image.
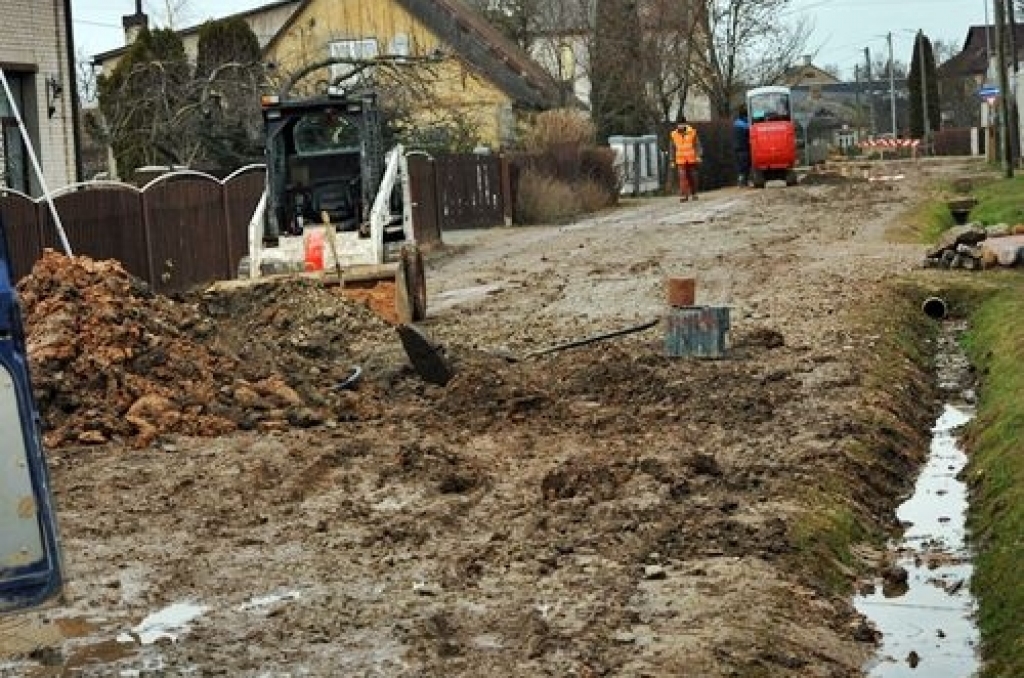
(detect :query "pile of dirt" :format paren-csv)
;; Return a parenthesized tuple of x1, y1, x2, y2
(18, 252, 395, 448)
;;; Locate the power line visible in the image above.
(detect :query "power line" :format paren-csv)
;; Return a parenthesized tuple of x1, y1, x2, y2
(73, 18, 121, 28)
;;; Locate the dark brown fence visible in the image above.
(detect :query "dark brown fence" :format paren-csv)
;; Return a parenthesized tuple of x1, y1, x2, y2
(1, 154, 525, 293)
(408, 153, 508, 232)
(1, 166, 265, 294)
(933, 128, 975, 156)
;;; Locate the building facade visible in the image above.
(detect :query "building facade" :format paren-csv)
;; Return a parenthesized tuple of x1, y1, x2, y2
(0, 0, 80, 195)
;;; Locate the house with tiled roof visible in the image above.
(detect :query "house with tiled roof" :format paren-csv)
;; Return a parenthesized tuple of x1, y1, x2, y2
(92, 0, 303, 75)
(937, 24, 1024, 128)
(92, 0, 563, 151)
(262, 0, 564, 147)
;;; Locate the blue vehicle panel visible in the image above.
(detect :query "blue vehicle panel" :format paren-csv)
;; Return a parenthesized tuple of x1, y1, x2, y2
(0, 212, 63, 613)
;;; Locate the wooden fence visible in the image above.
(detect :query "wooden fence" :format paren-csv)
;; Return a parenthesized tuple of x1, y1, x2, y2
(1, 166, 264, 294)
(407, 153, 509, 233)
(1, 154, 511, 293)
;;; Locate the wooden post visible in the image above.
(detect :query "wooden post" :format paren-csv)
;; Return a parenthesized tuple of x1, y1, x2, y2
(500, 155, 513, 226)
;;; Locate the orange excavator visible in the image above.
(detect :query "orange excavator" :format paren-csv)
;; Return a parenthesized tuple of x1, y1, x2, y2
(746, 86, 799, 188)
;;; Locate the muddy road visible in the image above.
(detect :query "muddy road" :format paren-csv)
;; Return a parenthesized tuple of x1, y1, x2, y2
(1, 160, 975, 677)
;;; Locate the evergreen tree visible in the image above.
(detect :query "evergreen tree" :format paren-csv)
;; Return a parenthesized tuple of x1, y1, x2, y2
(97, 27, 190, 177)
(195, 17, 261, 78)
(195, 18, 265, 171)
(907, 31, 940, 139)
(591, 0, 647, 141)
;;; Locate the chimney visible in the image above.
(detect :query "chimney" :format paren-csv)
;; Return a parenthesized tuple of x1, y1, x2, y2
(122, 0, 148, 45)
(802, 54, 812, 66)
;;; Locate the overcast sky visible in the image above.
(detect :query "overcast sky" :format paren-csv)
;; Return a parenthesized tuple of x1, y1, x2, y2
(71, 0, 990, 77)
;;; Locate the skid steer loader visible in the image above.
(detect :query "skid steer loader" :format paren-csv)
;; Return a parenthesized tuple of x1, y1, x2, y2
(0, 212, 63, 614)
(246, 88, 427, 322)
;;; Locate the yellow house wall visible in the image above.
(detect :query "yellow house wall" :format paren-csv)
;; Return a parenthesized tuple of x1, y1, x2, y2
(265, 0, 513, 145)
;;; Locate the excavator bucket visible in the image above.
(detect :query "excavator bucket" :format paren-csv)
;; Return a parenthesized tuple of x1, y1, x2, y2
(0, 212, 63, 613)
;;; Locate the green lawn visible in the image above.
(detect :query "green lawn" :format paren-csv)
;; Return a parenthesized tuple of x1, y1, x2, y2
(960, 278, 1024, 678)
(968, 175, 1024, 226)
(891, 174, 1024, 675)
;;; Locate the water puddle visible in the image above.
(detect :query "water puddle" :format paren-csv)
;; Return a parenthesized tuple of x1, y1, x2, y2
(855, 322, 980, 677)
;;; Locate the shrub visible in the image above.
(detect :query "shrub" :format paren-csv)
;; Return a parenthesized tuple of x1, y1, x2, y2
(580, 146, 621, 203)
(576, 178, 614, 213)
(516, 169, 581, 224)
(512, 111, 619, 222)
(522, 108, 596, 152)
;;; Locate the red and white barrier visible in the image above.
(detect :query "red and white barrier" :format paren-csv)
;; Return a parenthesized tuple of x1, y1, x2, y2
(859, 137, 921, 155)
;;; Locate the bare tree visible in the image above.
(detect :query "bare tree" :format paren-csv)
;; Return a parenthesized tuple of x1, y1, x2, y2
(464, 0, 544, 50)
(591, 0, 647, 138)
(931, 38, 960, 67)
(75, 47, 98, 104)
(271, 51, 484, 153)
(693, 0, 812, 117)
(144, 0, 195, 29)
(642, 0, 703, 122)
(871, 55, 907, 81)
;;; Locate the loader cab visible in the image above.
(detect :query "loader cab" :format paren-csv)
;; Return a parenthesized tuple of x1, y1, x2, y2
(261, 92, 390, 243)
(748, 87, 792, 124)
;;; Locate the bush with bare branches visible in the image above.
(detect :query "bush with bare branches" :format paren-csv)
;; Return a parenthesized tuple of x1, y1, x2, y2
(512, 109, 618, 224)
(522, 108, 596, 152)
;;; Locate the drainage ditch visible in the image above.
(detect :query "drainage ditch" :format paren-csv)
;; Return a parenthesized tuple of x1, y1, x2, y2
(854, 317, 980, 677)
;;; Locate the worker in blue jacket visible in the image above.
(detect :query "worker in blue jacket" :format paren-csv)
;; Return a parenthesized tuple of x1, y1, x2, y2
(733, 105, 752, 187)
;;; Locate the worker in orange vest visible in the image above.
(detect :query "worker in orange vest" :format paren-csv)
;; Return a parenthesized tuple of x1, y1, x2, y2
(670, 118, 702, 202)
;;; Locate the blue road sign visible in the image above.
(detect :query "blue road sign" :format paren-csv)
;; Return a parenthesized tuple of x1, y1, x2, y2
(977, 85, 1000, 99)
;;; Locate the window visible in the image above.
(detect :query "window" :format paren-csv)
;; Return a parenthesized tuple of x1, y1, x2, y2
(389, 33, 411, 59)
(749, 91, 791, 123)
(328, 38, 379, 85)
(293, 110, 361, 155)
(559, 44, 575, 81)
(0, 73, 30, 193)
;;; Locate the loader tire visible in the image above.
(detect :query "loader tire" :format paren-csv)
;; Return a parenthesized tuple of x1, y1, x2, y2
(401, 244, 427, 321)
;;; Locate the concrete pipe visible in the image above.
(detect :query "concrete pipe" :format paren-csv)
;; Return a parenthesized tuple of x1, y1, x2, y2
(922, 296, 948, 320)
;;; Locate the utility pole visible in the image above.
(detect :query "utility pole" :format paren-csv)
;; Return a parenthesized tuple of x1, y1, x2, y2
(854, 64, 863, 139)
(1006, 0, 1019, 165)
(996, 0, 1014, 176)
(864, 47, 876, 134)
(1008, 0, 1019, 74)
(887, 32, 897, 135)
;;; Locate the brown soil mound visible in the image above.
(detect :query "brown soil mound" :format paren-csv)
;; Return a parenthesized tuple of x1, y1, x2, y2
(18, 252, 394, 448)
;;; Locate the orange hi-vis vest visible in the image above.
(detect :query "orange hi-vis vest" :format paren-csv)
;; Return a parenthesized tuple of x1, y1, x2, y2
(671, 126, 698, 164)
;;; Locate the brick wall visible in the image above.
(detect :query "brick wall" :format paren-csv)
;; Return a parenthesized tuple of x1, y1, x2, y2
(0, 0, 77, 195)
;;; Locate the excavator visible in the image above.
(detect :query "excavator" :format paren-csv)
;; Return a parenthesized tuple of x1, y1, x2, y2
(746, 86, 799, 189)
(0, 212, 63, 614)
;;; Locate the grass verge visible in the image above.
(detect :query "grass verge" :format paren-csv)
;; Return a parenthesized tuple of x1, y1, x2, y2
(967, 176, 1024, 226)
(786, 281, 939, 593)
(892, 170, 1024, 243)
(959, 275, 1024, 678)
